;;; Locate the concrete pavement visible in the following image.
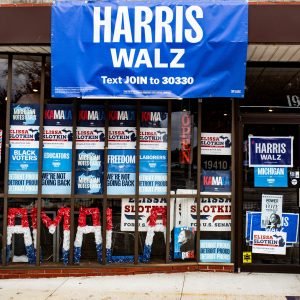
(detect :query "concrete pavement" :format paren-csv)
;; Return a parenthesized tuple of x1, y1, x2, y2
(0, 271, 299, 300)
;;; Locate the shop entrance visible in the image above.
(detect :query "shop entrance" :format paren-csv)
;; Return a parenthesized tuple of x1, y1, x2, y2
(238, 113, 300, 273)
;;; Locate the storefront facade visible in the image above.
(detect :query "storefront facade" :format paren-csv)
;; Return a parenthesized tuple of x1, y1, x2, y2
(0, 2, 299, 277)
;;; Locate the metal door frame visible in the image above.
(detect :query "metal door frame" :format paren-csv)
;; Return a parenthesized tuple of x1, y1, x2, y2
(236, 113, 300, 273)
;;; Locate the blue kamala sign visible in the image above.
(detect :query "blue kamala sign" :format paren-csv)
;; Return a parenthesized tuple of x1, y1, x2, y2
(249, 136, 293, 167)
(51, 0, 248, 99)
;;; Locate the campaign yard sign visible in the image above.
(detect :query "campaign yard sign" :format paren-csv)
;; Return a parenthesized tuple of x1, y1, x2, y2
(200, 240, 231, 263)
(249, 136, 293, 167)
(245, 211, 298, 245)
(8, 104, 40, 194)
(121, 198, 168, 231)
(200, 170, 231, 195)
(201, 133, 232, 155)
(252, 231, 287, 255)
(254, 167, 288, 188)
(51, 0, 248, 99)
(175, 190, 231, 232)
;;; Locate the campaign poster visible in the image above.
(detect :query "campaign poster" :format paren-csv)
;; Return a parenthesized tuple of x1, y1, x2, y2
(75, 105, 105, 195)
(200, 240, 231, 263)
(78, 104, 105, 127)
(252, 230, 287, 255)
(200, 170, 231, 195)
(254, 167, 288, 188)
(261, 194, 283, 229)
(107, 149, 136, 195)
(248, 136, 293, 167)
(10, 104, 39, 126)
(8, 104, 40, 194)
(140, 107, 168, 195)
(121, 198, 167, 232)
(8, 172, 38, 194)
(75, 150, 104, 194)
(245, 211, 299, 245)
(0, 129, 2, 164)
(108, 105, 136, 127)
(173, 227, 195, 260)
(200, 198, 231, 231)
(43, 104, 73, 194)
(175, 190, 231, 232)
(139, 173, 167, 195)
(201, 133, 232, 155)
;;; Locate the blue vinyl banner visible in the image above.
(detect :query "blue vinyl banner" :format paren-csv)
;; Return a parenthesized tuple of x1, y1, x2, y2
(249, 136, 293, 167)
(245, 211, 299, 245)
(51, 0, 248, 99)
(254, 167, 288, 187)
(140, 150, 167, 173)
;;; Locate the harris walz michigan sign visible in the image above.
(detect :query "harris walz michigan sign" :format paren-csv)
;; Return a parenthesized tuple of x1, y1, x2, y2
(51, 0, 248, 99)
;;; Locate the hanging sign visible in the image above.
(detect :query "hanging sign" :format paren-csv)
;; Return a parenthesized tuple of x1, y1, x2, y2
(51, 0, 248, 99)
(248, 136, 293, 167)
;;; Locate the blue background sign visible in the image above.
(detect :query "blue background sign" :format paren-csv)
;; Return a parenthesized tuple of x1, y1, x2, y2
(254, 167, 288, 187)
(245, 211, 299, 245)
(201, 170, 231, 194)
(249, 136, 293, 167)
(52, 0, 248, 98)
(200, 240, 231, 263)
(10, 104, 39, 126)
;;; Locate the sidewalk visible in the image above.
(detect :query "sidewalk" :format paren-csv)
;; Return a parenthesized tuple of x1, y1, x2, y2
(0, 271, 299, 300)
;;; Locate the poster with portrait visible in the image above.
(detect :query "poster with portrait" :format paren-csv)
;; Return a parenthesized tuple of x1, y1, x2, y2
(8, 104, 40, 194)
(42, 104, 73, 194)
(261, 194, 283, 229)
(174, 227, 195, 260)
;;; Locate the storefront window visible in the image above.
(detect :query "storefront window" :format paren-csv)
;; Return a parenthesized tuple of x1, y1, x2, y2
(40, 199, 71, 264)
(6, 199, 37, 265)
(12, 55, 41, 104)
(199, 100, 232, 263)
(0, 56, 7, 194)
(74, 199, 103, 264)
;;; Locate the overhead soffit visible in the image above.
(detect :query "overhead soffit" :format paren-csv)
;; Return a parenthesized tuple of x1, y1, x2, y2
(0, 44, 300, 62)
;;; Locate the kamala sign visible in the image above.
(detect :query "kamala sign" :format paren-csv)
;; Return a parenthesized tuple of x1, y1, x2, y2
(51, 0, 248, 99)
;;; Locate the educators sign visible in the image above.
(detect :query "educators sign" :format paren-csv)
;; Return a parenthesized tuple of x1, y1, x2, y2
(51, 0, 248, 98)
(249, 136, 293, 167)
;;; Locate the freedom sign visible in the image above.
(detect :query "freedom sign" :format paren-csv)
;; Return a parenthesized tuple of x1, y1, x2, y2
(249, 136, 293, 167)
(51, 0, 248, 99)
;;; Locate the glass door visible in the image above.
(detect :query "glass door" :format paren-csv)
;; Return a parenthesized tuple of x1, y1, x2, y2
(240, 118, 300, 272)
